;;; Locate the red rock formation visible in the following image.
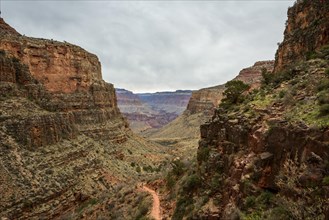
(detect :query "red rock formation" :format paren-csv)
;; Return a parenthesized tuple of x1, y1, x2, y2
(187, 85, 225, 115)
(189, 1, 329, 218)
(0, 19, 149, 219)
(0, 18, 128, 148)
(186, 61, 274, 116)
(274, 0, 329, 72)
(234, 60, 274, 89)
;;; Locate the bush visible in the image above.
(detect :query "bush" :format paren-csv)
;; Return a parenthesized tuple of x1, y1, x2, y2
(172, 196, 192, 220)
(135, 200, 150, 220)
(224, 80, 250, 103)
(262, 69, 295, 87)
(320, 104, 329, 116)
(317, 79, 329, 91)
(279, 90, 286, 98)
(322, 176, 329, 185)
(171, 159, 185, 176)
(166, 172, 175, 190)
(244, 196, 256, 209)
(257, 191, 273, 205)
(318, 92, 329, 105)
(197, 146, 210, 162)
(183, 174, 201, 193)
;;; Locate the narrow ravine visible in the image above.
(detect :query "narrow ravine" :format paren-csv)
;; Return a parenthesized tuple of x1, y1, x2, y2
(141, 185, 162, 220)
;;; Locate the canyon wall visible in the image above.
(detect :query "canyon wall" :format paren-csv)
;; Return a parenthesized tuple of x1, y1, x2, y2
(181, 1, 329, 218)
(274, 0, 329, 72)
(0, 19, 167, 219)
(187, 61, 274, 116)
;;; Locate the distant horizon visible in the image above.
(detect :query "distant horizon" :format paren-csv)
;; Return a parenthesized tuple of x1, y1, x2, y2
(115, 87, 196, 94)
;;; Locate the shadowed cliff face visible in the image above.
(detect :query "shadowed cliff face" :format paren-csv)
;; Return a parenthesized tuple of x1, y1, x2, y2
(274, 0, 329, 72)
(0, 19, 170, 219)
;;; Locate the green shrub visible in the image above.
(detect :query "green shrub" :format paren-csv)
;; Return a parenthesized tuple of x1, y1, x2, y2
(172, 196, 192, 220)
(197, 146, 210, 162)
(318, 92, 329, 105)
(171, 159, 185, 176)
(262, 70, 295, 87)
(322, 176, 329, 185)
(221, 80, 250, 106)
(183, 174, 201, 193)
(268, 206, 292, 220)
(317, 79, 329, 91)
(320, 104, 329, 116)
(244, 196, 256, 209)
(256, 191, 273, 205)
(166, 172, 175, 190)
(279, 90, 286, 98)
(135, 200, 150, 220)
(210, 174, 222, 194)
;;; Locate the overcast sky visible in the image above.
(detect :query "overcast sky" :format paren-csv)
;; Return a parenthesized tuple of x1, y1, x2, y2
(2, 0, 294, 93)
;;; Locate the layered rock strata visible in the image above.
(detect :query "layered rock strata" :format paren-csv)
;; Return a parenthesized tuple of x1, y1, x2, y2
(0, 19, 167, 219)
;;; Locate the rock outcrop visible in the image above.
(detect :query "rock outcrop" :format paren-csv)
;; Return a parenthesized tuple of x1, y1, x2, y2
(274, 0, 329, 72)
(234, 60, 274, 89)
(0, 19, 168, 219)
(187, 61, 274, 116)
(172, 1, 329, 218)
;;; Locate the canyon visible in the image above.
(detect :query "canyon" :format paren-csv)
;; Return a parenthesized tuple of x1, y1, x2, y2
(116, 88, 191, 133)
(162, 1, 329, 219)
(1, 0, 329, 219)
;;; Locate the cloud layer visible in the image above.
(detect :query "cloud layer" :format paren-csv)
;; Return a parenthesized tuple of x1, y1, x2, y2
(3, 1, 294, 92)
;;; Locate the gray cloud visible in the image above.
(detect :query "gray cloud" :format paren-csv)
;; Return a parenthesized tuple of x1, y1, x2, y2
(3, 0, 294, 92)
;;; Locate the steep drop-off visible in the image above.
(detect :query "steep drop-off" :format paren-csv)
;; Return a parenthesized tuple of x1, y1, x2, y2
(169, 1, 329, 219)
(0, 19, 169, 219)
(274, 0, 329, 72)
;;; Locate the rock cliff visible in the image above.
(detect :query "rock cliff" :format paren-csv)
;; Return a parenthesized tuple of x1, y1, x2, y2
(169, 1, 329, 219)
(0, 19, 169, 219)
(187, 61, 274, 116)
(274, 0, 329, 72)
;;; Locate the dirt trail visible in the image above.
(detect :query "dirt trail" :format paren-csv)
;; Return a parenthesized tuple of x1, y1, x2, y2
(141, 185, 162, 220)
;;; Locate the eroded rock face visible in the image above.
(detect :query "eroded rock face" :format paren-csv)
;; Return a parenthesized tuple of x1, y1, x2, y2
(0, 19, 128, 146)
(187, 85, 225, 116)
(192, 1, 329, 218)
(274, 0, 329, 72)
(187, 61, 274, 116)
(234, 60, 274, 89)
(0, 19, 147, 219)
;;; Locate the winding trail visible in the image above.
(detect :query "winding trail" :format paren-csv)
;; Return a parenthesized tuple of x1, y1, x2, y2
(141, 185, 162, 220)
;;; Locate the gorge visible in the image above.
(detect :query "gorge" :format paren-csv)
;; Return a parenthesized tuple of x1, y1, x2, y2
(1, 0, 329, 219)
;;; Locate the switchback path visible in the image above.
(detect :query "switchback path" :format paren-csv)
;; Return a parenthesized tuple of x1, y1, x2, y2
(141, 185, 162, 220)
